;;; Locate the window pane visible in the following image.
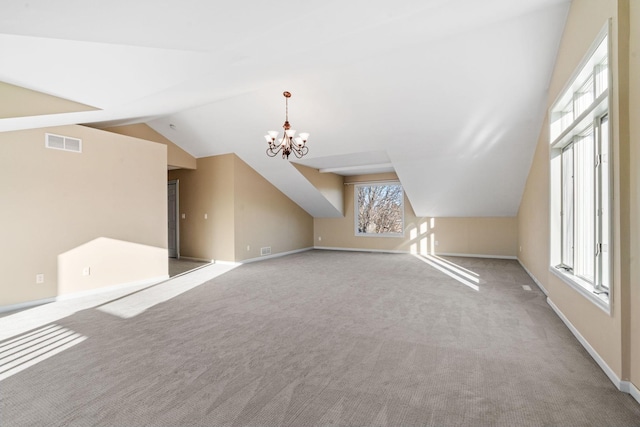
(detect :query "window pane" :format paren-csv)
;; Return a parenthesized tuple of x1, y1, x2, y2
(560, 100, 574, 133)
(561, 145, 574, 268)
(595, 49, 608, 96)
(356, 184, 404, 235)
(574, 129, 595, 283)
(598, 115, 610, 289)
(574, 75, 594, 118)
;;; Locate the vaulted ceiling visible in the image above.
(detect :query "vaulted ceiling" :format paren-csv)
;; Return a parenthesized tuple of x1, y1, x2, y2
(0, 0, 570, 217)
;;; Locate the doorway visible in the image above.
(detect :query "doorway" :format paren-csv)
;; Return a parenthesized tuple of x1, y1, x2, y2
(168, 180, 179, 258)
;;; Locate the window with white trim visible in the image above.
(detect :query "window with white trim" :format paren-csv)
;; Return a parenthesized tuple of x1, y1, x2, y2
(355, 183, 404, 237)
(550, 27, 611, 311)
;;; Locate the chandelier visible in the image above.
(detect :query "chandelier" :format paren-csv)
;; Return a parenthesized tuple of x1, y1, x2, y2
(264, 91, 309, 159)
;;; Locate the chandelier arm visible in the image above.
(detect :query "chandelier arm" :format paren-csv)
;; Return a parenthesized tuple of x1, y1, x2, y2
(290, 144, 306, 159)
(267, 139, 284, 157)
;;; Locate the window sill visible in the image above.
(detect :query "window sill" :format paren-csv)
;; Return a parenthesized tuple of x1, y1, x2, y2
(355, 233, 405, 238)
(549, 266, 611, 315)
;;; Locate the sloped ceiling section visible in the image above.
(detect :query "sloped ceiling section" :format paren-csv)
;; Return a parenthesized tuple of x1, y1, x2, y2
(0, 0, 570, 218)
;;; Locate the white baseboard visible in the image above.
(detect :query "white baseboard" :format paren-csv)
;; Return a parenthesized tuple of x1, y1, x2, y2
(213, 260, 241, 266)
(55, 275, 169, 302)
(178, 256, 213, 263)
(240, 247, 314, 264)
(547, 298, 627, 393)
(0, 297, 57, 314)
(437, 252, 517, 260)
(517, 258, 548, 296)
(0, 275, 168, 314)
(627, 381, 640, 405)
(314, 246, 407, 254)
(518, 260, 638, 404)
(314, 246, 516, 260)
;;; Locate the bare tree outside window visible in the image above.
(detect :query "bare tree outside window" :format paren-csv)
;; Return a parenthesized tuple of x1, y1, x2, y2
(355, 184, 404, 236)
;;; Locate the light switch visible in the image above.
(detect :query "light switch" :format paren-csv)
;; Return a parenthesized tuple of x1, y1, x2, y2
(181, 213, 186, 219)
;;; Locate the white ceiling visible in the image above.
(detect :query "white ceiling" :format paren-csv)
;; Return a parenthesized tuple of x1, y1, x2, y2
(0, 0, 570, 218)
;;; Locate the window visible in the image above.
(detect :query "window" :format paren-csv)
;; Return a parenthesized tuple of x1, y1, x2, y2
(550, 26, 611, 311)
(355, 183, 404, 237)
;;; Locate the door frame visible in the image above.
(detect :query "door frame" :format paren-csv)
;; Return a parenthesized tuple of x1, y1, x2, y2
(168, 179, 180, 259)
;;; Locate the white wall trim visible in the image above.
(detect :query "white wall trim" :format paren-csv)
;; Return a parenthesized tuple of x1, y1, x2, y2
(626, 381, 640, 405)
(0, 297, 57, 314)
(517, 258, 549, 296)
(314, 246, 516, 260)
(548, 266, 611, 315)
(314, 246, 407, 254)
(179, 256, 213, 263)
(240, 247, 314, 264)
(437, 252, 517, 260)
(0, 275, 168, 314)
(55, 275, 169, 302)
(547, 298, 627, 393)
(213, 260, 241, 266)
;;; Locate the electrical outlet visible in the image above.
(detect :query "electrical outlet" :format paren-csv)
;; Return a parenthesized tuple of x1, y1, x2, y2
(181, 213, 186, 219)
(82, 267, 91, 276)
(247, 245, 250, 251)
(318, 236, 322, 241)
(36, 274, 44, 284)
(204, 213, 208, 219)
(435, 241, 439, 246)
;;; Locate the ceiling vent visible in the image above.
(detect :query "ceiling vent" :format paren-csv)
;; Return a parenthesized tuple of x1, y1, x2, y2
(45, 133, 82, 153)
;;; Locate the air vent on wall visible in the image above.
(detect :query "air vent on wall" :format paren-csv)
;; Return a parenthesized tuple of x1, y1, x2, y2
(45, 133, 82, 153)
(260, 247, 272, 256)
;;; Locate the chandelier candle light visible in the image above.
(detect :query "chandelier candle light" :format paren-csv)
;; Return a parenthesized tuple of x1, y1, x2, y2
(265, 91, 309, 159)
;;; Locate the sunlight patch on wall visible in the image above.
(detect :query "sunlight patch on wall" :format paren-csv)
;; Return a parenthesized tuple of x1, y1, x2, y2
(407, 218, 435, 256)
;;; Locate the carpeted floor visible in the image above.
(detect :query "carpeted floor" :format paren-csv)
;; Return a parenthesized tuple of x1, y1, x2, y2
(1, 250, 639, 426)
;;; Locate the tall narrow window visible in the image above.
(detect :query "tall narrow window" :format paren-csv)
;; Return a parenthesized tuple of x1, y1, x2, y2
(355, 183, 404, 237)
(573, 128, 595, 283)
(561, 144, 574, 269)
(549, 25, 611, 311)
(596, 115, 610, 292)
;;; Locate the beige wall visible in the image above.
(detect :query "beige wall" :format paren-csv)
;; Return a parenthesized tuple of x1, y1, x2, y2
(0, 81, 97, 119)
(517, 113, 551, 288)
(168, 154, 313, 263)
(0, 125, 168, 307)
(518, 0, 636, 387)
(314, 173, 517, 257)
(629, 0, 640, 393)
(292, 163, 344, 214)
(168, 154, 235, 262)
(105, 123, 196, 170)
(234, 157, 313, 261)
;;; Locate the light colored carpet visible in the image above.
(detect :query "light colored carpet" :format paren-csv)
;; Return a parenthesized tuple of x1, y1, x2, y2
(1, 250, 639, 426)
